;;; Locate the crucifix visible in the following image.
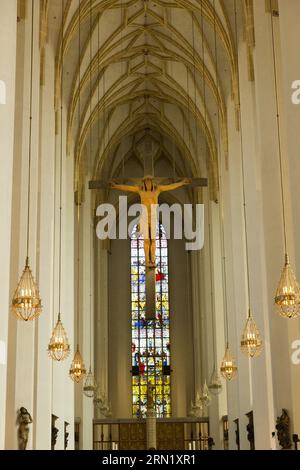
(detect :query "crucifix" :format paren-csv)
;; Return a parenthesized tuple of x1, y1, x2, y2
(90, 174, 207, 319)
(90, 129, 207, 319)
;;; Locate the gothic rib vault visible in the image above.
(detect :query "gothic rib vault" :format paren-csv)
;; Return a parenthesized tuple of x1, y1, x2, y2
(48, 0, 252, 204)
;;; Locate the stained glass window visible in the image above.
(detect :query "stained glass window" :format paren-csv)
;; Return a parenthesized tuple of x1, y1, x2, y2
(131, 224, 171, 418)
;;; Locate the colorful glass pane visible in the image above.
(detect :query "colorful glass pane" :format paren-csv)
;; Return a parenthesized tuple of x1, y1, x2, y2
(131, 224, 171, 418)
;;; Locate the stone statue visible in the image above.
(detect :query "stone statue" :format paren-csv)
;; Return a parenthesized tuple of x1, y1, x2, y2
(110, 176, 191, 268)
(65, 430, 69, 450)
(208, 437, 215, 450)
(17, 407, 33, 450)
(246, 411, 255, 450)
(51, 425, 59, 450)
(276, 409, 292, 450)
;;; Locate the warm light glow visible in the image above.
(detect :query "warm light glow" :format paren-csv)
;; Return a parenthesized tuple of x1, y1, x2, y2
(48, 315, 70, 361)
(275, 254, 300, 318)
(69, 347, 86, 383)
(83, 367, 97, 398)
(220, 346, 238, 381)
(11, 257, 42, 321)
(240, 311, 263, 358)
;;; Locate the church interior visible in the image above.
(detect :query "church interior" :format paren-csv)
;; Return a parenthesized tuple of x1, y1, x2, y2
(1, 0, 300, 451)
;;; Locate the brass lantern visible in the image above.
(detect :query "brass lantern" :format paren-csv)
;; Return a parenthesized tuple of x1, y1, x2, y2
(275, 254, 300, 319)
(48, 314, 70, 361)
(12, 257, 42, 321)
(220, 346, 237, 381)
(83, 367, 97, 398)
(240, 311, 263, 358)
(69, 346, 86, 383)
(11, 4, 42, 323)
(208, 366, 222, 395)
(201, 381, 212, 407)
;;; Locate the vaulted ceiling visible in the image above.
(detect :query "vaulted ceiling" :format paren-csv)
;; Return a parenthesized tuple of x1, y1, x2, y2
(48, 0, 253, 202)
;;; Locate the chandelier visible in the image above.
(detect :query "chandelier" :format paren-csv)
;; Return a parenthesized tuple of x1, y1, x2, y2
(12, 1, 42, 321)
(275, 254, 300, 318)
(82, 5, 97, 398)
(94, 390, 112, 417)
(48, 314, 70, 361)
(12, 258, 42, 321)
(69, 202, 86, 382)
(201, 381, 212, 408)
(240, 311, 263, 358)
(83, 367, 97, 398)
(189, 392, 203, 418)
(69, 346, 86, 383)
(220, 346, 238, 381)
(269, 4, 300, 317)
(232, 0, 264, 354)
(208, 366, 222, 395)
(48, 0, 70, 361)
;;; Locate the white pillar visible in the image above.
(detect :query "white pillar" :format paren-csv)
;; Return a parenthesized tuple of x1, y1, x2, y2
(82, 185, 94, 450)
(237, 28, 276, 450)
(95, 236, 109, 417)
(5, 2, 41, 450)
(206, 199, 227, 450)
(275, 0, 300, 436)
(0, 0, 18, 450)
(33, 34, 56, 451)
(251, 0, 300, 446)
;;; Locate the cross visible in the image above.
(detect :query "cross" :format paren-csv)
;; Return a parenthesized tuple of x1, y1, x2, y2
(89, 177, 208, 190)
(90, 176, 207, 320)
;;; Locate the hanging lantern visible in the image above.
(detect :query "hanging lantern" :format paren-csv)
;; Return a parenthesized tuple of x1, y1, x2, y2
(189, 392, 203, 418)
(275, 254, 300, 319)
(48, 314, 70, 361)
(220, 346, 237, 381)
(240, 311, 263, 358)
(83, 367, 97, 398)
(69, 346, 86, 383)
(12, 257, 42, 321)
(201, 381, 212, 408)
(208, 367, 222, 395)
(11, 4, 42, 323)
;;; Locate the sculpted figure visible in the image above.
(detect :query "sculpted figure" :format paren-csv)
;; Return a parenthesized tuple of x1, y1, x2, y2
(110, 176, 191, 267)
(17, 407, 33, 450)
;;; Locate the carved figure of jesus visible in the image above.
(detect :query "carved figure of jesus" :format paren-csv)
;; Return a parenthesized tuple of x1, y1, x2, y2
(110, 176, 191, 267)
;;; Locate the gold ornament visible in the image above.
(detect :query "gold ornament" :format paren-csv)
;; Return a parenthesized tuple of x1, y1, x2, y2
(83, 367, 97, 398)
(12, 257, 42, 321)
(48, 314, 70, 361)
(240, 311, 263, 358)
(69, 346, 86, 383)
(275, 254, 300, 319)
(208, 367, 222, 395)
(220, 346, 238, 381)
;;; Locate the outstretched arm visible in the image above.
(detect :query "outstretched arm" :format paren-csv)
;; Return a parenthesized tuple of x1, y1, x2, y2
(158, 178, 192, 192)
(110, 181, 139, 193)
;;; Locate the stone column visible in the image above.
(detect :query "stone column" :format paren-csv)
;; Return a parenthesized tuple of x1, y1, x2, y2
(82, 182, 94, 450)
(13, 2, 41, 450)
(274, 0, 300, 436)
(33, 31, 56, 451)
(237, 23, 276, 450)
(146, 390, 157, 449)
(95, 214, 109, 419)
(0, 0, 18, 450)
(206, 199, 227, 450)
(250, 0, 300, 447)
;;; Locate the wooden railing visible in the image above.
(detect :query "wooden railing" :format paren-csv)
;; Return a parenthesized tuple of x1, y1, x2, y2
(93, 417, 212, 451)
